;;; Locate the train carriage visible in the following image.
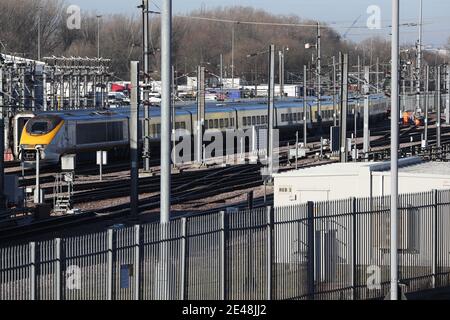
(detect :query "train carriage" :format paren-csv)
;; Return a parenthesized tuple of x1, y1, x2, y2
(15, 95, 389, 165)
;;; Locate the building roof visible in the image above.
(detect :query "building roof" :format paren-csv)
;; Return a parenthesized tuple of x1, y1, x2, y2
(274, 157, 450, 178)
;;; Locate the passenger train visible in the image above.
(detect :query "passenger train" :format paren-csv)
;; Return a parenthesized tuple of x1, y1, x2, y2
(14, 94, 389, 164)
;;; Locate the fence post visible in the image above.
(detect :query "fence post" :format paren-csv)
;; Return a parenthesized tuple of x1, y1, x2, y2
(134, 225, 140, 300)
(107, 228, 113, 300)
(55, 238, 61, 300)
(180, 217, 187, 300)
(220, 211, 228, 300)
(29, 242, 36, 301)
(266, 206, 273, 300)
(432, 190, 438, 289)
(307, 201, 315, 300)
(352, 197, 357, 300)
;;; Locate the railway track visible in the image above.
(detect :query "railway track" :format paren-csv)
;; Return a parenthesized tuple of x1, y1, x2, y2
(4, 117, 450, 242)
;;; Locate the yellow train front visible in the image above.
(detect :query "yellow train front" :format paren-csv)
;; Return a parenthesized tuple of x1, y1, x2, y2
(19, 115, 66, 163)
(18, 110, 131, 165)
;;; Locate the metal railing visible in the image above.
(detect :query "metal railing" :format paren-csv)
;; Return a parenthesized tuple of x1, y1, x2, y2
(1, 189, 450, 300)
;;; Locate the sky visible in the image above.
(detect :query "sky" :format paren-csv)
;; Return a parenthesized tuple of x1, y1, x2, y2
(67, 0, 450, 47)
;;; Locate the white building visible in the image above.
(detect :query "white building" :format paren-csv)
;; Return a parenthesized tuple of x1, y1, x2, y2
(274, 157, 450, 207)
(273, 158, 450, 274)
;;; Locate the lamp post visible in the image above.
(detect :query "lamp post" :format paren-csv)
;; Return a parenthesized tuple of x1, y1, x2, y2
(390, 0, 400, 301)
(96, 15, 102, 59)
(305, 22, 322, 132)
(37, 6, 43, 61)
(279, 47, 289, 98)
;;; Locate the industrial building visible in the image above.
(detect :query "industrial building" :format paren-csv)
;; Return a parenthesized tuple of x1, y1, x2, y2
(274, 157, 450, 206)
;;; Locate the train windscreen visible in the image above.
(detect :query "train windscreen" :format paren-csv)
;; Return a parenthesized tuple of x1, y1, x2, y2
(26, 115, 62, 135)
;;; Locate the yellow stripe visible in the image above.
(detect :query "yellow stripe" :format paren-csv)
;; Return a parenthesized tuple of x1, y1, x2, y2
(20, 121, 65, 147)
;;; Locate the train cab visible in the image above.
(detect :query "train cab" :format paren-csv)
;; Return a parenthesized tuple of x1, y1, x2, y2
(19, 115, 64, 162)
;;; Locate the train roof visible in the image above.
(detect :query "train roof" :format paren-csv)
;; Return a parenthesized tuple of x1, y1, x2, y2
(26, 94, 388, 120)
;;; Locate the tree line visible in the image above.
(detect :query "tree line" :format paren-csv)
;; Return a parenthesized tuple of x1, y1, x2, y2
(1, 0, 443, 83)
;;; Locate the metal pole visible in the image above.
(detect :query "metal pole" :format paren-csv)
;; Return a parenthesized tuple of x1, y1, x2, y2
(279, 51, 282, 98)
(303, 65, 308, 147)
(143, 0, 151, 172)
(390, 0, 400, 301)
(268, 45, 275, 178)
(363, 66, 370, 157)
(416, 0, 423, 113)
(130, 61, 140, 216)
(358, 55, 361, 94)
(197, 66, 205, 164)
(0, 66, 4, 208)
(37, 7, 41, 61)
(34, 147, 40, 204)
(220, 54, 223, 97)
(376, 57, 380, 93)
(83, 71, 88, 108)
(424, 65, 429, 147)
(172, 65, 176, 169)
(437, 65, 442, 148)
(97, 15, 101, 58)
(317, 22, 322, 132)
(161, 0, 172, 224)
(159, 1, 172, 300)
(295, 131, 299, 170)
(446, 65, 450, 124)
(333, 56, 337, 126)
(340, 53, 349, 163)
(42, 69, 46, 110)
(231, 24, 235, 89)
(99, 154, 103, 182)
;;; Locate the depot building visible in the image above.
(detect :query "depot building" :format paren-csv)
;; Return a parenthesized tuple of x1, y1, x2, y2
(273, 157, 450, 207)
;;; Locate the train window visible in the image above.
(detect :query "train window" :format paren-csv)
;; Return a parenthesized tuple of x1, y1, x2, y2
(230, 118, 234, 127)
(151, 124, 156, 135)
(107, 122, 124, 141)
(246, 117, 251, 126)
(204, 121, 208, 129)
(220, 119, 224, 128)
(76, 121, 124, 144)
(30, 122, 48, 134)
(157, 124, 161, 134)
(243, 117, 247, 126)
(214, 119, 219, 128)
(26, 115, 62, 135)
(224, 119, 229, 127)
(281, 114, 285, 122)
(209, 119, 214, 128)
(256, 116, 261, 125)
(250, 116, 255, 125)
(293, 113, 297, 121)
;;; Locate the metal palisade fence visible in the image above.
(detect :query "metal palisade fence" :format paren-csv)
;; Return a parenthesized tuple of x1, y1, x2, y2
(1, 189, 450, 300)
